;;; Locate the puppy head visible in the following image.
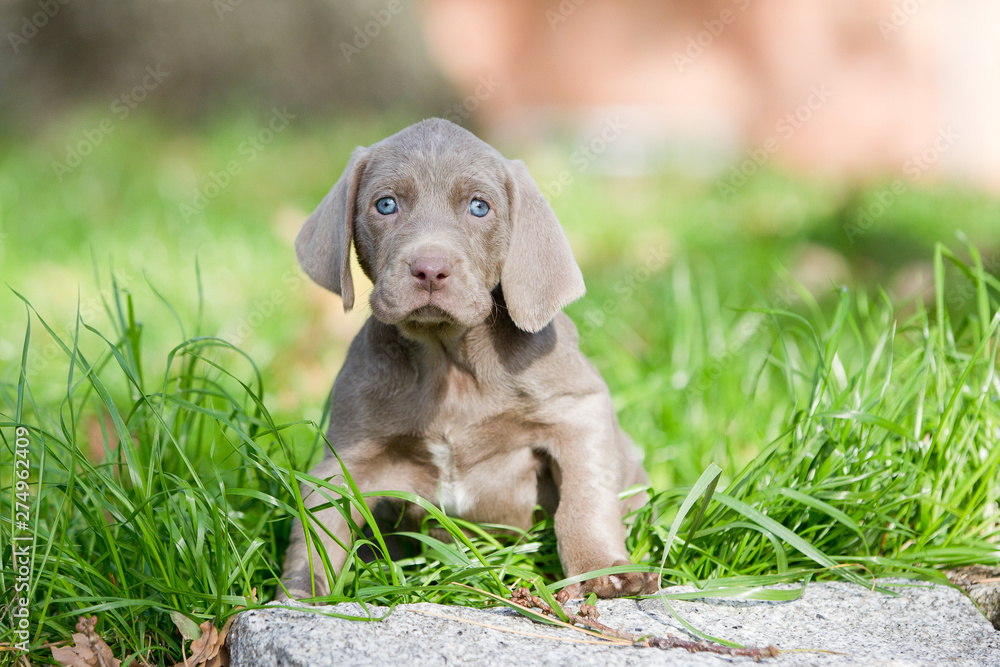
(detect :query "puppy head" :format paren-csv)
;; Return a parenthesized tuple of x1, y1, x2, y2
(295, 118, 585, 334)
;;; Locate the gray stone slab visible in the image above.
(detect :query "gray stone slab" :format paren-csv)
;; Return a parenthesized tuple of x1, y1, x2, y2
(228, 580, 1000, 666)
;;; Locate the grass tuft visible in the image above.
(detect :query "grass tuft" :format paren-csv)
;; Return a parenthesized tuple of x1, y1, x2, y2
(1, 240, 998, 664)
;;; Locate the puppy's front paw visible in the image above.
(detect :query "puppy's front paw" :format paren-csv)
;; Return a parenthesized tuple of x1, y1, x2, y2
(274, 587, 312, 603)
(557, 560, 659, 601)
(582, 569, 659, 598)
(276, 567, 329, 604)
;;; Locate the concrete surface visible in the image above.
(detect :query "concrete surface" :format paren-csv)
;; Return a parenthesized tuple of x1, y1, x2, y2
(228, 580, 1000, 666)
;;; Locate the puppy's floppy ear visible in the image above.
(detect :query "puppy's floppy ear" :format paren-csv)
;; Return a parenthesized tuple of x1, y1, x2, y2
(295, 147, 368, 311)
(501, 159, 586, 332)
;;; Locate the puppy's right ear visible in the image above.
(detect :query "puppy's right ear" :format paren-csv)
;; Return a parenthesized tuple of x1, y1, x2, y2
(501, 160, 585, 332)
(295, 148, 368, 311)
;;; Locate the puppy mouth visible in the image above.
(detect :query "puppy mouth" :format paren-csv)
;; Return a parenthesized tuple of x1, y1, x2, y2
(405, 304, 455, 325)
(370, 281, 492, 330)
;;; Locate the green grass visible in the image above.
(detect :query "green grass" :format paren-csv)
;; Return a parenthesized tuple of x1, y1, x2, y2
(1, 114, 999, 664)
(2, 242, 998, 664)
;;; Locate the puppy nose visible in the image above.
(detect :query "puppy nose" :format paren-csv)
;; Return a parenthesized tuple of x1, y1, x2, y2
(410, 257, 451, 292)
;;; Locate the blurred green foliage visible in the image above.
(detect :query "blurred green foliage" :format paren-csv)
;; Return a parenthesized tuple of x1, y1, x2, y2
(1, 112, 999, 664)
(2, 111, 997, 414)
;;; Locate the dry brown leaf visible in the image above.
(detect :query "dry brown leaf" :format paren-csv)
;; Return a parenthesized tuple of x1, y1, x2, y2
(169, 604, 247, 667)
(189, 620, 220, 663)
(204, 614, 239, 667)
(51, 616, 121, 667)
(217, 615, 237, 647)
(51, 634, 94, 667)
(206, 612, 242, 667)
(173, 617, 230, 667)
(172, 620, 215, 667)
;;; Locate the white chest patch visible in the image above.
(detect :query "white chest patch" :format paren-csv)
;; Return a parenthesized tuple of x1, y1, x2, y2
(427, 440, 473, 517)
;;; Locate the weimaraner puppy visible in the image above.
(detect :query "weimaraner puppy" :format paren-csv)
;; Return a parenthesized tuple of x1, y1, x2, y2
(280, 118, 656, 600)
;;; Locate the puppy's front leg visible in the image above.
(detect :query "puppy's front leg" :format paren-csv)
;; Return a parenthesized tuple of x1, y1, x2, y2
(547, 399, 658, 599)
(278, 451, 420, 601)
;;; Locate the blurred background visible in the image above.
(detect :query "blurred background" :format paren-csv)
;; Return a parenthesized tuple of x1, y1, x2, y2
(1, 0, 998, 480)
(5, 0, 1000, 181)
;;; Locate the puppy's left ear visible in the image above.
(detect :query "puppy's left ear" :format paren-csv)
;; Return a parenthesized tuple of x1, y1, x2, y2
(501, 160, 585, 332)
(295, 148, 368, 311)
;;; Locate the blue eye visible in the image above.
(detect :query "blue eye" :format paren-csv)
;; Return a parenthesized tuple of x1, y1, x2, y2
(375, 197, 397, 215)
(469, 198, 489, 217)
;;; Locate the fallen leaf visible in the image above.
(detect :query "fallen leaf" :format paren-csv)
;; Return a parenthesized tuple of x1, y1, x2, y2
(51, 616, 121, 667)
(172, 619, 221, 667)
(188, 620, 220, 663)
(205, 614, 239, 667)
(169, 608, 246, 667)
(217, 615, 238, 645)
(51, 634, 94, 667)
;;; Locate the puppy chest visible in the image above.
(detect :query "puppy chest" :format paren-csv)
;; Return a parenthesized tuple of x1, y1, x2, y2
(422, 435, 544, 519)
(425, 439, 472, 516)
(416, 369, 548, 517)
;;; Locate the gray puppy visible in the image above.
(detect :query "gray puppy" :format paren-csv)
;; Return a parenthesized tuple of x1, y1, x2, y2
(280, 118, 656, 600)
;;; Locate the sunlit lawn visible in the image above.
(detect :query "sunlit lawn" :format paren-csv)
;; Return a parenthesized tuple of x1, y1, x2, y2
(1, 111, 998, 664)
